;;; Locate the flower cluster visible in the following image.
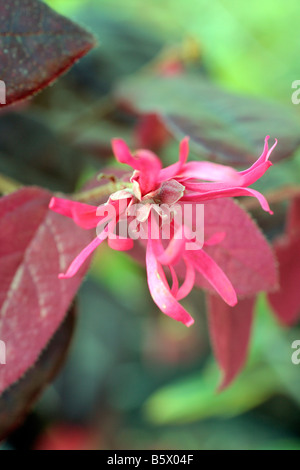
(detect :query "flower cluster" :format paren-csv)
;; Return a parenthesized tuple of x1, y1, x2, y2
(49, 136, 277, 326)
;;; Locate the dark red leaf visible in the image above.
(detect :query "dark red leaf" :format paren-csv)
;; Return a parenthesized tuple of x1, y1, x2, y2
(268, 234, 300, 325)
(269, 236, 300, 325)
(0, 0, 96, 106)
(134, 113, 170, 152)
(0, 306, 76, 441)
(0, 187, 93, 394)
(202, 199, 278, 296)
(207, 294, 255, 390)
(34, 423, 95, 450)
(171, 198, 278, 297)
(286, 196, 300, 237)
(116, 74, 300, 165)
(268, 196, 300, 325)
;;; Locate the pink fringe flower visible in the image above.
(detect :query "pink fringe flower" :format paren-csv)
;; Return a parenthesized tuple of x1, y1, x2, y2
(49, 136, 277, 327)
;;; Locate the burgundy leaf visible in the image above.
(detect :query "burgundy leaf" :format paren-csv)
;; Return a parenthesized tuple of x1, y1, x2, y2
(207, 294, 255, 390)
(134, 113, 170, 152)
(116, 74, 300, 165)
(34, 423, 95, 451)
(169, 198, 278, 297)
(268, 235, 300, 325)
(0, 0, 96, 106)
(0, 306, 76, 441)
(0, 187, 93, 394)
(268, 196, 300, 325)
(286, 196, 300, 237)
(202, 199, 278, 296)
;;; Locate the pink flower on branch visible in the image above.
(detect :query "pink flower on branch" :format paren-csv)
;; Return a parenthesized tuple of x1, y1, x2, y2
(49, 136, 277, 328)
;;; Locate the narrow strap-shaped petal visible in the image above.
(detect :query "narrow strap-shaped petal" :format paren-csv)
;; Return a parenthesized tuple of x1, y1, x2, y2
(95, 200, 129, 237)
(49, 197, 118, 230)
(176, 160, 240, 183)
(237, 161, 272, 187)
(169, 265, 179, 298)
(183, 162, 270, 191)
(146, 236, 194, 326)
(194, 136, 277, 187)
(49, 197, 99, 229)
(179, 136, 190, 164)
(239, 135, 277, 175)
(204, 232, 226, 246)
(111, 138, 138, 167)
(235, 136, 277, 186)
(151, 228, 186, 266)
(112, 139, 161, 194)
(59, 231, 108, 279)
(49, 197, 92, 218)
(181, 160, 271, 191)
(188, 249, 237, 307)
(158, 137, 190, 181)
(133, 149, 162, 194)
(182, 186, 272, 213)
(108, 236, 134, 251)
(183, 181, 238, 192)
(176, 257, 196, 301)
(177, 136, 276, 187)
(105, 209, 134, 251)
(72, 206, 105, 229)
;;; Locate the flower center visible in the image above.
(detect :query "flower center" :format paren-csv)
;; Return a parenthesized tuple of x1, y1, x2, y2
(143, 179, 185, 205)
(110, 178, 185, 224)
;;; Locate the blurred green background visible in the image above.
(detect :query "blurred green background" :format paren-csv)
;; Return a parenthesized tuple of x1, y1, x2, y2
(2, 0, 300, 450)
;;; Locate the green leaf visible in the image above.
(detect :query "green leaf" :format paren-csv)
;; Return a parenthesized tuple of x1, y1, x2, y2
(144, 362, 280, 424)
(143, 295, 295, 425)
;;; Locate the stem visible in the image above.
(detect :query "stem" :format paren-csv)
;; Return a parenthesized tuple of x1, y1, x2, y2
(0, 173, 22, 195)
(73, 181, 132, 202)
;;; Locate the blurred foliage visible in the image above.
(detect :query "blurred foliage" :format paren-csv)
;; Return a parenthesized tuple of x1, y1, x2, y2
(144, 296, 300, 424)
(116, 73, 300, 165)
(46, 0, 300, 101)
(1, 0, 300, 451)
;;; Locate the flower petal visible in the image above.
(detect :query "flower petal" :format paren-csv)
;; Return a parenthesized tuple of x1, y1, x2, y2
(152, 229, 186, 266)
(204, 232, 226, 246)
(189, 249, 237, 306)
(112, 139, 161, 194)
(181, 137, 276, 190)
(169, 265, 179, 297)
(108, 236, 134, 251)
(146, 237, 194, 326)
(183, 186, 272, 213)
(59, 231, 108, 279)
(177, 160, 240, 183)
(158, 136, 190, 181)
(176, 257, 195, 301)
(239, 135, 277, 176)
(49, 197, 99, 229)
